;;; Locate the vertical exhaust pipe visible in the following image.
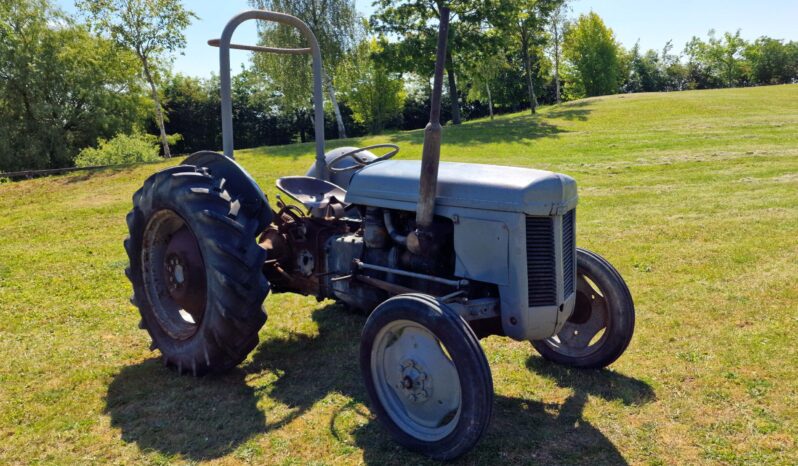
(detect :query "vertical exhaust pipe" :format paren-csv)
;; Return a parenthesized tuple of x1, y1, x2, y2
(410, 7, 449, 255)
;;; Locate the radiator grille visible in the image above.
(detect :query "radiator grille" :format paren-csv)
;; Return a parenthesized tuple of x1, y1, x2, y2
(562, 209, 576, 297)
(526, 216, 557, 306)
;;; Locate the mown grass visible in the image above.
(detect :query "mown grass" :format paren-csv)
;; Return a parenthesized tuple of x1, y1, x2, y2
(0, 85, 796, 465)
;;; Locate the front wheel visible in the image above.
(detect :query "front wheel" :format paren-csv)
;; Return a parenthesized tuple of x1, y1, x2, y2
(532, 248, 635, 369)
(360, 294, 493, 461)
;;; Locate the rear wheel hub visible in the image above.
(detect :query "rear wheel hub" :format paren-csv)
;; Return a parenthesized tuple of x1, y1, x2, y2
(142, 210, 207, 340)
(162, 226, 206, 324)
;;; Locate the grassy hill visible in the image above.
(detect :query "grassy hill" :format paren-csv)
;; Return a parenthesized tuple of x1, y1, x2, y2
(0, 85, 796, 465)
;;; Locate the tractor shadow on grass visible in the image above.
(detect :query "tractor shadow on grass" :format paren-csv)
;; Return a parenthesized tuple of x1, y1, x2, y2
(105, 359, 266, 460)
(104, 359, 266, 460)
(485, 356, 657, 465)
(104, 302, 366, 461)
(346, 356, 655, 465)
(105, 302, 653, 463)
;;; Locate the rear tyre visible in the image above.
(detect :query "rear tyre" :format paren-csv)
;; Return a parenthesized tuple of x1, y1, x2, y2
(125, 162, 272, 376)
(532, 248, 635, 369)
(360, 294, 493, 460)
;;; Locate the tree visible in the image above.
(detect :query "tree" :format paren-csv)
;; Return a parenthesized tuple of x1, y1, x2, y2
(500, 0, 562, 113)
(371, 0, 487, 125)
(563, 12, 622, 97)
(660, 40, 688, 91)
(0, 0, 146, 171)
(788, 42, 798, 82)
(337, 39, 405, 133)
(230, 69, 298, 147)
(684, 36, 718, 89)
(685, 30, 747, 89)
(159, 74, 221, 154)
(488, 55, 529, 111)
(547, 1, 569, 103)
(745, 37, 796, 85)
(249, 0, 358, 139)
(718, 31, 747, 87)
(464, 51, 506, 120)
(78, 0, 196, 158)
(624, 42, 664, 93)
(160, 72, 316, 153)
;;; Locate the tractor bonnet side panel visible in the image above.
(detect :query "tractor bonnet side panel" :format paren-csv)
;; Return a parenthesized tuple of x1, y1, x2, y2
(446, 209, 575, 341)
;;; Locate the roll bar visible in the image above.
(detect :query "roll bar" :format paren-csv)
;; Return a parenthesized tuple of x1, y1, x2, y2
(209, 10, 327, 180)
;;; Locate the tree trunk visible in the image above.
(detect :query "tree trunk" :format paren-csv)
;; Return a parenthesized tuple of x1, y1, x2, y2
(486, 82, 494, 120)
(522, 39, 539, 115)
(555, 62, 561, 104)
(554, 24, 562, 104)
(325, 72, 347, 139)
(446, 49, 461, 125)
(140, 55, 171, 158)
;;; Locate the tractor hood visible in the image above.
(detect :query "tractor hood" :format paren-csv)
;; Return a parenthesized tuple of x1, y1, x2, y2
(345, 160, 577, 215)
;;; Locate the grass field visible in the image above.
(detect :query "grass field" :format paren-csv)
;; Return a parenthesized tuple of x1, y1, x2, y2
(1, 85, 797, 465)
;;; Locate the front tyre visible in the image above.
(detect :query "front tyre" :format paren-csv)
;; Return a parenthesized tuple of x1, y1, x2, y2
(360, 294, 493, 461)
(125, 162, 271, 376)
(532, 248, 635, 369)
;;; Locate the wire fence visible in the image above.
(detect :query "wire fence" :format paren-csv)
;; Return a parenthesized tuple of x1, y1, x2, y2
(0, 160, 168, 182)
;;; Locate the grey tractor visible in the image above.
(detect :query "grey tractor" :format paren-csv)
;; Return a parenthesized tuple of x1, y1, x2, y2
(124, 8, 635, 460)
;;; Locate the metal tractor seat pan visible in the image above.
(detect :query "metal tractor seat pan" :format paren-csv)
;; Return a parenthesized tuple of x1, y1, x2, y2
(276, 176, 350, 213)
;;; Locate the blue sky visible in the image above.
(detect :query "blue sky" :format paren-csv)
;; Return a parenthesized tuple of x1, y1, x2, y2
(55, 0, 798, 79)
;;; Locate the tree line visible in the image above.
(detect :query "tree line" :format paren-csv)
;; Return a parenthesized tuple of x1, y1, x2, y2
(1, 0, 797, 172)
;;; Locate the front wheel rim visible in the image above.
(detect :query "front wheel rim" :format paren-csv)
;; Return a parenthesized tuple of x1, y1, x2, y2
(371, 320, 462, 442)
(544, 273, 610, 358)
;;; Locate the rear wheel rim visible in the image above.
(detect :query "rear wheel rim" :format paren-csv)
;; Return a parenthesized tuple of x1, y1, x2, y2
(544, 272, 610, 358)
(142, 209, 207, 340)
(371, 319, 462, 442)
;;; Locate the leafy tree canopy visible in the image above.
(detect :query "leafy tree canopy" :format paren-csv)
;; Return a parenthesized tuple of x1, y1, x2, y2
(248, 0, 359, 108)
(78, 0, 196, 157)
(337, 39, 405, 133)
(0, 0, 147, 171)
(563, 12, 622, 98)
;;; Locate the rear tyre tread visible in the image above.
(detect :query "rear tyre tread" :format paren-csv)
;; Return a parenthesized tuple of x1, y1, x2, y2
(125, 163, 271, 376)
(199, 209, 246, 234)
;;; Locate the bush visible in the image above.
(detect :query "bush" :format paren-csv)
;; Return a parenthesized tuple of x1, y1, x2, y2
(75, 133, 162, 167)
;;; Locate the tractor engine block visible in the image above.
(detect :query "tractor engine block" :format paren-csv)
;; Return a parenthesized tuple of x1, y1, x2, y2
(260, 204, 458, 313)
(258, 206, 349, 297)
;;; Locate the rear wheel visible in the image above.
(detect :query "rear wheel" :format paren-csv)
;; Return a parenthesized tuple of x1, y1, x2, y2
(532, 248, 635, 369)
(125, 161, 272, 376)
(360, 294, 493, 460)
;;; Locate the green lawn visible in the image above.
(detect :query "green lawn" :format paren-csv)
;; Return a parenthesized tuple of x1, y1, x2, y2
(1, 85, 796, 465)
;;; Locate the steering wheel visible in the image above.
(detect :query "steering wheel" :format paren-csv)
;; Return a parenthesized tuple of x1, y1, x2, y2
(327, 144, 400, 173)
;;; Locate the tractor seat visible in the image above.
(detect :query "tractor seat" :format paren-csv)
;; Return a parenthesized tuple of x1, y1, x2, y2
(276, 176, 349, 216)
